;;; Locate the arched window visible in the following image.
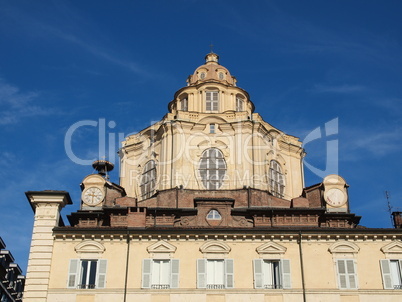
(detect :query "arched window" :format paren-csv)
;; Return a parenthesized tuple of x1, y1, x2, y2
(269, 160, 285, 198)
(199, 148, 226, 190)
(207, 209, 222, 220)
(140, 160, 156, 199)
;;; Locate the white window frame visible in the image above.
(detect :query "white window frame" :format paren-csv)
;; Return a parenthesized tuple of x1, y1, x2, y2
(197, 259, 234, 289)
(269, 160, 285, 198)
(336, 259, 358, 289)
(181, 98, 188, 111)
(236, 97, 244, 112)
(210, 124, 215, 134)
(253, 259, 291, 289)
(199, 148, 226, 190)
(380, 259, 402, 289)
(142, 259, 179, 289)
(206, 91, 219, 111)
(140, 160, 157, 199)
(67, 259, 107, 289)
(207, 209, 221, 220)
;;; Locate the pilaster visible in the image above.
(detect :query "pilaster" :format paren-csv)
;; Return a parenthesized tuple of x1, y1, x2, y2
(24, 191, 72, 301)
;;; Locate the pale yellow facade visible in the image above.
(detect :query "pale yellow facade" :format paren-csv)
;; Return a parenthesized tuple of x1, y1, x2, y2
(41, 230, 402, 302)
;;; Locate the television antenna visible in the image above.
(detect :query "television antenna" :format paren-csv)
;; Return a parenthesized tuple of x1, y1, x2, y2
(385, 191, 394, 228)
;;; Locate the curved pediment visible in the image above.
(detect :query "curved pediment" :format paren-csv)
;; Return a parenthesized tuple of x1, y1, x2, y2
(200, 241, 231, 254)
(199, 116, 228, 124)
(256, 242, 287, 255)
(75, 241, 105, 254)
(329, 241, 360, 254)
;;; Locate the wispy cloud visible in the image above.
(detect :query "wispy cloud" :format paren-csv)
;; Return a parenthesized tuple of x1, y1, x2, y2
(0, 79, 56, 125)
(341, 126, 402, 161)
(0, 2, 154, 79)
(311, 84, 367, 94)
(221, 2, 402, 65)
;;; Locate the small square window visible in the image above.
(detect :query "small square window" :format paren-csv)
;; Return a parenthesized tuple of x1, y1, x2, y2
(210, 124, 215, 134)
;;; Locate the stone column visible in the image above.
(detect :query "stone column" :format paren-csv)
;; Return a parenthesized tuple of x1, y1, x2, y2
(24, 191, 72, 301)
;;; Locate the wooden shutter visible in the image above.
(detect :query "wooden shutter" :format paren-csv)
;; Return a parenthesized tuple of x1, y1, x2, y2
(206, 92, 212, 111)
(197, 259, 207, 288)
(253, 259, 263, 289)
(337, 259, 357, 289)
(225, 259, 234, 289)
(380, 260, 393, 289)
(96, 259, 107, 289)
(346, 259, 357, 289)
(67, 259, 80, 288)
(212, 92, 218, 111)
(170, 259, 180, 288)
(142, 259, 152, 288)
(337, 260, 348, 289)
(281, 259, 292, 289)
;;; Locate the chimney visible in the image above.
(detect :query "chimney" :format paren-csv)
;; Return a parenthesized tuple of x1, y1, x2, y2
(92, 159, 114, 179)
(392, 212, 402, 228)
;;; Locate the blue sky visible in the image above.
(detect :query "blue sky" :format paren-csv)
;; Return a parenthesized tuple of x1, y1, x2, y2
(1, 0, 401, 273)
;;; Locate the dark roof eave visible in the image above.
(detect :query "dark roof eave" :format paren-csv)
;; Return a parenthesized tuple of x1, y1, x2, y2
(52, 226, 402, 235)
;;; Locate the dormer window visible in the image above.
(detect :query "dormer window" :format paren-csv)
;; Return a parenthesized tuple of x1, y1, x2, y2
(200, 72, 206, 80)
(236, 97, 244, 112)
(206, 91, 219, 111)
(219, 72, 224, 80)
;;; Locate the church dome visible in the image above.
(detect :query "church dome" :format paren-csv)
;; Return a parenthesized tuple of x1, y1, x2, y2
(187, 52, 237, 86)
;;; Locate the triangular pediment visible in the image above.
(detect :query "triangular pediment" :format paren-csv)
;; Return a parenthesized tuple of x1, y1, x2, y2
(381, 241, 402, 254)
(329, 241, 359, 254)
(147, 240, 177, 254)
(256, 242, 287, 254)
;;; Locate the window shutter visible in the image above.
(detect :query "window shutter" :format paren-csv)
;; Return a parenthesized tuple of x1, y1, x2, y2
(380, 260, 393, 289)
(170, 259, 180, 289)
(337, 260, 348, 289)
(142, 259, 152, 288)
(67, 259, 80, 288)
(206, 92, 211, 111)
(281, 259, 291, 289)
(253, 259, 263, 289)
(225, 259, 234, 289)
(346, 260, 357, 289)
(197, 259, 207, 288)
(96, 260, 107, 289)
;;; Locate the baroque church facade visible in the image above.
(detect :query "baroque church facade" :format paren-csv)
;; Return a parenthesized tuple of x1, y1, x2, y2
(24, 53, 402, 302)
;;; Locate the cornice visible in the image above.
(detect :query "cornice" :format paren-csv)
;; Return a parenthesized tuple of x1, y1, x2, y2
(53, 227, 402, 243)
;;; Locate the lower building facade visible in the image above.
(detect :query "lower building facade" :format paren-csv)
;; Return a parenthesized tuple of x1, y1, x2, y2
(23, 190, 402, 302)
